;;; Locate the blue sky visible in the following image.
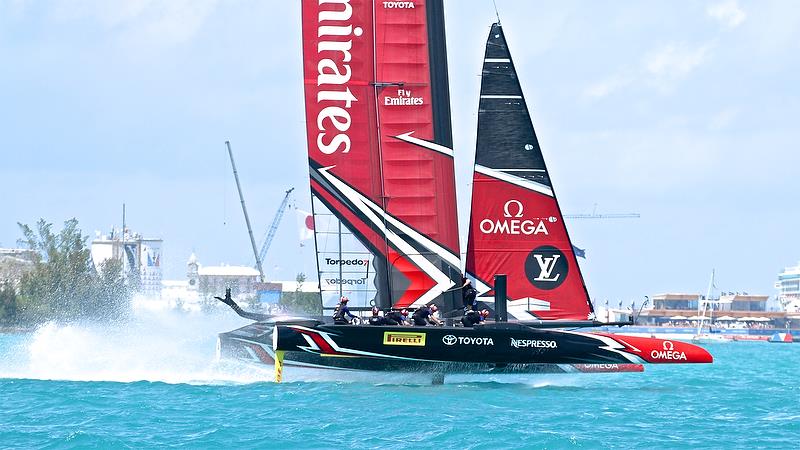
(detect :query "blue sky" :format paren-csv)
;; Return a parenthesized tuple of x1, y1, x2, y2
(1, 1, 798, 305)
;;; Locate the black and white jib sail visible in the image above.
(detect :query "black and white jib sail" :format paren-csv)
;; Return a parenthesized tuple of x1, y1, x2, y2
(465, 23, 594, 321)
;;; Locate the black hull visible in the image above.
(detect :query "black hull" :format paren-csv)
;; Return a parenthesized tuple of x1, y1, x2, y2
(217, 321, 673, 375)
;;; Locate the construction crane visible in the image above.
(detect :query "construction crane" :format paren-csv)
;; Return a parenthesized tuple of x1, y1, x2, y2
(564, 203, 640, 219)
(257, 187, 295, 269)
(226, 141, 265, 282)
(564, 204, 639, 259)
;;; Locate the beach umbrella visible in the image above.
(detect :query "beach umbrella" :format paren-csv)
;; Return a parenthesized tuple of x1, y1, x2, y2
(753, 316, 771, 322)
(669, 315, 688, 320)
(687, 315, 706, 320)
(737, 316, 753, 321)
(715, 316, 736, 321)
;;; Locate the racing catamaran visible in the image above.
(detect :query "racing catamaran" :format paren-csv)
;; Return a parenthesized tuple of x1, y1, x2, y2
(217, 1, 712, 381)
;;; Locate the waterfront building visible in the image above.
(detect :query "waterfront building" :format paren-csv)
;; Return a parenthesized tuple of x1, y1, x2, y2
(197, 264, 260, 299)
(160, 253, 321, 311)
(90, 229, 163, 297)
(651, 293, 699, 311)
(0, 248, 36, 286)
(776, 263, 800, 312)
(640, 292, 785, 325)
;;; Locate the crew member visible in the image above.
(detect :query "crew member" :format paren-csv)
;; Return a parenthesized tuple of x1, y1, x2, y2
(461, 277, 477, 311)
(384, 309, 408, 326)
(412, 304, 443, 326)
(333, 296, 356, 324)
(368, 306, 388, 326)
(461, 309, 489, 327)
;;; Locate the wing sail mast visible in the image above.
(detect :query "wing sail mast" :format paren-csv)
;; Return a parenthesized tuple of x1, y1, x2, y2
(302, 0, 461, 311)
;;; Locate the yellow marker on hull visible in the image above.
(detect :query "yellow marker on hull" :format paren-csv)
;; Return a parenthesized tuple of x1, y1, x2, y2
(275, 350, 285, 383)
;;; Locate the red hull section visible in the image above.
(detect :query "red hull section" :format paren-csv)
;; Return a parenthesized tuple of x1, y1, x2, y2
(595, 333, 714, 364)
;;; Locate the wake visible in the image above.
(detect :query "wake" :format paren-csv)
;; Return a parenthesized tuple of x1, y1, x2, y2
(0, 301, 603, 387)
(0, 305, 271, 385)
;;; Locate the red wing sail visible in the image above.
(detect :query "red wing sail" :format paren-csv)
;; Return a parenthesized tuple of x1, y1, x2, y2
(303, 0, 461, 311)
(465, 23, 593, 320)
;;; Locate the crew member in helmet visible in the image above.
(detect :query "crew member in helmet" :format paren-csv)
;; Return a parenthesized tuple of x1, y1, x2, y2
(368, 306, 388, 326)
(461, 277, 478, 311)
(412, 304, 443, 326)
(333, 296, 356, 324)
(461, 309, 490, 327)
(385, 309, 409, 326)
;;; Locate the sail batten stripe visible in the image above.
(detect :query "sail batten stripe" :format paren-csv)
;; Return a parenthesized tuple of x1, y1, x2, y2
(480, 95, 522, 99)
(475, 165, 554, 197)
(393, 131, 454, 157)
(493, 169, 547, 172)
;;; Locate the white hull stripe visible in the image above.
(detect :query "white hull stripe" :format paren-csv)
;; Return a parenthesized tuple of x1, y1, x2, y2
(557, 330, 645, 364)
(393, 131, 453, 158)
(480, 95, 522, 99)
(233, 337, 365, 371)
(289, 325, 440, 361)
(475, 164, 554, 197)
(484, 58, 510, 63)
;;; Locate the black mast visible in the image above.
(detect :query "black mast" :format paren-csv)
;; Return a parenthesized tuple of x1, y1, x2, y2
(426, 0, 461, 315)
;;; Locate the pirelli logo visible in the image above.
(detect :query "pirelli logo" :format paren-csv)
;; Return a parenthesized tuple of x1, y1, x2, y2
(383, 331, 426, 346)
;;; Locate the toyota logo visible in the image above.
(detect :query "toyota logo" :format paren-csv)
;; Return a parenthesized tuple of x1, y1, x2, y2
(442, 335, 457, 346)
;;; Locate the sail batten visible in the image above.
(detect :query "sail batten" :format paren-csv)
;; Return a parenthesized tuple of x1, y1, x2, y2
(466, 23, 593, 321)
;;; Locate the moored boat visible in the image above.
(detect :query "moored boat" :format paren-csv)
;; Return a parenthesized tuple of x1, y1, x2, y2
(768, 332, 793, 343)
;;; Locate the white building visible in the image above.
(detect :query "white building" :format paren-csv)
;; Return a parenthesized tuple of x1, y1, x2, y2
(91, 229, 163, 297)
(776, 263, 800, 312)
(198, 264, 261, 299)
(0, 248, 36, 286)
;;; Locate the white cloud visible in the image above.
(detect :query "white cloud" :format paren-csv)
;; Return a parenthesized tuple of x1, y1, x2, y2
(584, 42, 713, 98)
(585, 72, 635, 98)
(707, 0, 747, 28)
(708, 107, 740, 130)
(644, 42, 713, 81)
(47, 0, 219, 46)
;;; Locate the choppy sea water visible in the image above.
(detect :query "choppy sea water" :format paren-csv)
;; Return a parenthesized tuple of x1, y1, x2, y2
(1, 311, 798, 449)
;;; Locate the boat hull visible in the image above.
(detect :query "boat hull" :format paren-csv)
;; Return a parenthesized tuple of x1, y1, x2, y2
(218, 321, 711, 376)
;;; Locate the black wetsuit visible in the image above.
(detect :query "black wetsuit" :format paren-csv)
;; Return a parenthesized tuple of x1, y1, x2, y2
(412, 307, 433, 326)
(461, 310, 482, 327)
(333, 303, 355, 324)
(368, 315, 388, 326)
(463, 285, 477, 310)
(384, 311, 405, 325)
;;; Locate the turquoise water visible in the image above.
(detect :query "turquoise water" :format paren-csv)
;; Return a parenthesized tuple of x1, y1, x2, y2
(1, 314, 798, 449)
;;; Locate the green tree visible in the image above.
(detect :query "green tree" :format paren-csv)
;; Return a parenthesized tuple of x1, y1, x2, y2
(0, 281, 18, 325)
(16, 218, 131, 324)
(280, 273, 322, 316)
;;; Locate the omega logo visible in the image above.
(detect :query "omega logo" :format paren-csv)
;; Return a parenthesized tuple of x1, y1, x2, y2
(503, 200, 524, 218)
